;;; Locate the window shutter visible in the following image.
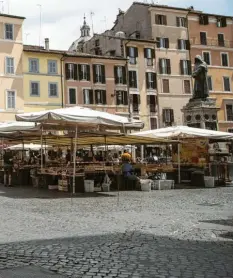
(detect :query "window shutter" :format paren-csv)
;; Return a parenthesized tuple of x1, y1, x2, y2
(126, 47, 130, 57)
(137, 95, 141, 104)
(103, 90, 107, 104)
(187, 60, 192, 75)
(162, 109, 166, 122)
(155, 14, 159, 24)
(101, 65, 106, 84)
(78, 64, 82, 80)
(178, 39, 181, 50)
(124, 91, 128, 105)
(147, 95, 150, 105)
(92, 65, 97, 83)
(164, 16, 167, 25)
(122, 66, 126, 84)
(114, 66, 118, 84)
(146, 73, 149, 89)
(95, 90, 98, 104)
(222, 18, 227, 27)
(83, 89, 86, 104)
(134, 71, 137, 88)
(151, 49, 155, 59)
(180, 60, 184, 75)
(134, 47, 138, 57)
(186, 40, 190, 50)
(167, 59, 171, 74)
(163, 79, 169, 93)
(116, 92, 120, 106)
(89, 90, 94, 104)
(165, 38, 169, 49)
(86, 65, 91, 81)
(144, 48, 147, 58)
(156, 37, 161, 48)
(170, 109, 174, 123)
(65, 64, 69, 79)
(159, 59, 162, 74)
(204, 15, 209, 25)
(74, 64, 78, 80)
(129, 71, 133, 87)
(153, 73, 157, 89)
(176, 17, 180, 27)
(199, 15, 204, 25)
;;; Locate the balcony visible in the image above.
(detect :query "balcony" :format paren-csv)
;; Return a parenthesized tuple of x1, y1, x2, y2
(190, 37, 233, 48)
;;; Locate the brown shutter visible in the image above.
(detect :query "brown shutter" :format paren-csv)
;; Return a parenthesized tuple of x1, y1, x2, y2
(74, 64, 78, 80)
(151, 49, 155, 58)
(114, 66, 118, 84)
(156, 37, 161, 48)
(155, 14, 159, 24)
(170, 109, 174, 123)
(65, 63, 69, 79)
(159, 59, 162, 73)
(103, 90, 107, 104)
(187, 60, 192, 75)
(116, 91, 120, 106)
(165, 38, 169, 49)
(93, 65, 97, 83)
(164, 15, 167, 25)
(146, 73, 149, 89)
(180, 60, 184, 75)
(153, 73, 157, 89)
(163, 79, 169, 93)
(89, 90, 93, 104)
(178, 39, 181, 50)
(122, 66, 126, 84)
(101, 65, 105, 84)
(144, 48, 147, 58)
(166, 59, 171, 74)
(186, 40, 190, 50)
(86, 65, 91, 81)
(78, 64, 82, 80)
(134, 47, 138, 57)
(124, 91, 128, 105)
(199, 15, 204, 25)
(129, 71, 133, 87)
(95, 90, 98, 104)
(162, 109, 166, 122)
(126, 47, 130, 57)
(134, 71, 137, 88)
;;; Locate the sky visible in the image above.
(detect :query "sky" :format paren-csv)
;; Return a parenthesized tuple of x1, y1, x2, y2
(1, 0, 232, 50)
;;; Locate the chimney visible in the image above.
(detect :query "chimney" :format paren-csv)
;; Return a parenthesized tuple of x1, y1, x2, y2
(45, 38, 49, 50)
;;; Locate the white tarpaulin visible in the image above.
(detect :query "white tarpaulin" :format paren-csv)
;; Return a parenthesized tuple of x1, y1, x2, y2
(0, 122, 36, 133)
(6, 143, 51, 151)
(133, 126, 233, 140)
(15, 106, 143, 129)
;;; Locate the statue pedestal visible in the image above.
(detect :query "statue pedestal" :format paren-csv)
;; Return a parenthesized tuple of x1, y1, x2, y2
(182, 98, 220, 130)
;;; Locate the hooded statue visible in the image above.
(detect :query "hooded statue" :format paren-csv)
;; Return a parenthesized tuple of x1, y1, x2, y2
(192, 55, 209, 100)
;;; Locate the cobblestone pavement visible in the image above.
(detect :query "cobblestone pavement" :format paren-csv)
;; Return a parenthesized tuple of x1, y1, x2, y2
(0, 185, 233, 277)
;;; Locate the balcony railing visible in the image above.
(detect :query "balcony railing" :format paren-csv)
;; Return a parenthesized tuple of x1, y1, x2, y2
(190, 37, 233, 48)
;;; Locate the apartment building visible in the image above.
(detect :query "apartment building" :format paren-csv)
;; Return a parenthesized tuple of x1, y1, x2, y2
(188, 11, 233, 132)
(23, 41, 64, 112)
(63, 52, 129, 117)
(0, 13, 25, 121)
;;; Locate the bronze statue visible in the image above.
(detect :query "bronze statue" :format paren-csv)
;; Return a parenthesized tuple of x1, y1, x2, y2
(192, 55, 209, 100)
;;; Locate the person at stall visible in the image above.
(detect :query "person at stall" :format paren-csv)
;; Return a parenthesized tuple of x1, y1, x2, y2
(37, 150, 46, 165)
(3, 149, 13, 187)
(121, 150, 131, 162)
(66, 149, 72, 165)
(121, 159, 140, 189)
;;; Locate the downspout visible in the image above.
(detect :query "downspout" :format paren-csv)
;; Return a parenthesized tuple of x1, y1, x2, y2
(186, 10, 194, 93)
(60, 53, 66, 108)
(154, 43, 160, 128)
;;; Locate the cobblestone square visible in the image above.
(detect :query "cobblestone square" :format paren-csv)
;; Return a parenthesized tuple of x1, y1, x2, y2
(0, 185, 232, 277)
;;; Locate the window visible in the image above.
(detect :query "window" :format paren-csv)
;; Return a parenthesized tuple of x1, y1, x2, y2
(203, 52, 211, 65)
(65, 63, 78, 80)
(83, 89, 94, 104)
(207, 76, 213, 91)
(144, 48, 155, 66)
(48, 83, 58, 97)
(199, 15, 209, 25)
(162, 109, 174, 125)
(126, 47, 138, 64)
(200, 32, 207, 45)
(6, 91, 16, 109)
(95, 39, 100, 47)
(129, 71, 137, 88)
(150, 118, 157, 130)
(176, 17, 187, 27)
(78, 64, 90, 81)
(30, 82, 40, 96)
(228, 128, 233, 133)
(178, 39, 190, 50)
(221, 53, 229, 67)
(184, 80, 191, 94)
(147, 95, 156, 113)
(4, 24, 13, 40)
(132, 94, 140, 113)
(159, 59, 171, 74)
(218, 34, 225, 47)
(95, 90, 106, 105)
(48, 60, 57, 74)
(223, 77, 231, 92)
(217, 17, 227, 28)
(155, 14, 167, 25)
(5, 57, 14, 74)
(226, 104, 233, 121)
(68, 88, 76, 105)
(146, 72, 157, 90)
(116, 91, 128, 105)
(180, 60, 192, 75)
(114, 66, 126, 84)
(29, 59, 39, 73)
(157, 37, 169, 49)
(162, 79, 170, 93)
(93, 64, 105, 83)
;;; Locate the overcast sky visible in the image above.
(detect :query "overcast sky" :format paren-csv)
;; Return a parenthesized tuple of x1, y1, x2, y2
(2, 0, 232, 50)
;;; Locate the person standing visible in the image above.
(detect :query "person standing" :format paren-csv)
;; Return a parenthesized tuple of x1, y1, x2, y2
(3, 149, 13, 187)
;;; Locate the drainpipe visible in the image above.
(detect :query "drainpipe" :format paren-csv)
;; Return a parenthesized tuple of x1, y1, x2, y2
(154, 43, 160, 128)
(186, 10, 194, 93)
(60, 53, 66, 108)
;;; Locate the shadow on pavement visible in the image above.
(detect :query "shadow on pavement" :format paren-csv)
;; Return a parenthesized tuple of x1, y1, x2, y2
(0, 232, 233, 277)
(0, 185, 115, 200)
(200, 218, 233, 227)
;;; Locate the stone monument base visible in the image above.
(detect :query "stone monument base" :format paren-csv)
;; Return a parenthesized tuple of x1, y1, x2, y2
(182, 98, 220, 130)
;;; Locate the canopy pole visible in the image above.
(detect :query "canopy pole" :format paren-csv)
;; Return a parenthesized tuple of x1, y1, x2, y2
(40, 125, 43, 170)
(22, 140, 24, 161)
(178, 141, 181, 184)
(72, 125, 78, 195)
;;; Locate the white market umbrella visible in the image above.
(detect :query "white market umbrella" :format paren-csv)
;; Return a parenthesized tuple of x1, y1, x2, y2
(6, 143, 51, 151)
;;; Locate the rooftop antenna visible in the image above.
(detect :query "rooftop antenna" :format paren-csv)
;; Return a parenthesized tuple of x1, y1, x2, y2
(100, 16, 107, 32)
(90, 11, 94, 35)
(37, 4, 42, 46)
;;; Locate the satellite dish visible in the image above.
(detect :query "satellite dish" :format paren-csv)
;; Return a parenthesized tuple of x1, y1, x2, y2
(115, 31, 126, 38)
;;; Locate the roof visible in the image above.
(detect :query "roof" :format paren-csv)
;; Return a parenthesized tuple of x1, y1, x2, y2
(0, 13, 25, 20)
(23, 45, 126, 60)
(133, 1, 232, 19)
